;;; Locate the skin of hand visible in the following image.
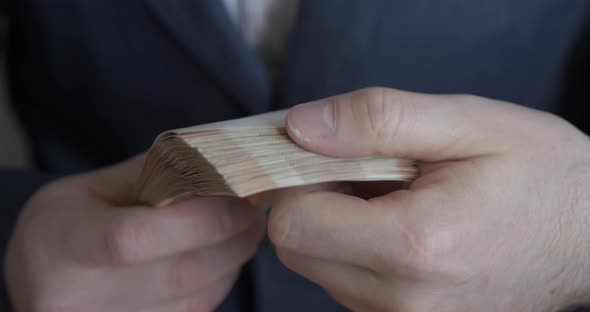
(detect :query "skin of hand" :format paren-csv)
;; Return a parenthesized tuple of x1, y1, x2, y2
(4, 155, 265, 312)
(268, 87, 590, 311)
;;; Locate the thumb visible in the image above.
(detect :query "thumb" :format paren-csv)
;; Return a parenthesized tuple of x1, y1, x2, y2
(285, 87, 519, 161)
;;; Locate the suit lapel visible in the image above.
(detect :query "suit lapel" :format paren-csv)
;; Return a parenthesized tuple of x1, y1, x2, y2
(144, 0, 271, 114)
(278, 0, 378, 110)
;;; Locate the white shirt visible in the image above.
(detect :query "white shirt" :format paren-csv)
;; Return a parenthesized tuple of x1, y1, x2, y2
(222, 0, 299, 80)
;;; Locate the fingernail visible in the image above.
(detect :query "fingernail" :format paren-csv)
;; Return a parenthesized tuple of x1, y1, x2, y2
(287, 101, 334, 141)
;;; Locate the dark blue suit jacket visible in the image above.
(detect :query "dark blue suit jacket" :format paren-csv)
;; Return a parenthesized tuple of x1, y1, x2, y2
(2, 1, 590, 311)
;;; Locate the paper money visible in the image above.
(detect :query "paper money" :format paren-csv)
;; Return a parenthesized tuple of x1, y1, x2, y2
(137, 110, 418, 206)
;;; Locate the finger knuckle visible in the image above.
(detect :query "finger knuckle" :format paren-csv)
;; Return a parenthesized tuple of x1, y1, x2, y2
(355, 87, 412, 154)
(267, 213, 285, 247)
(105, 218, 150, 264)
(361, 87, 394, 138)
(267, 202, 299, 249)
(397, 221, 460, 281)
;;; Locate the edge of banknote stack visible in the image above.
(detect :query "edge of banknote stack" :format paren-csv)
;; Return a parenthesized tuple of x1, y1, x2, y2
(137, 111, 419, 206)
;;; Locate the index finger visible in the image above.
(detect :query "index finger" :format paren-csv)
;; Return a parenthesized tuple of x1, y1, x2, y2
(268, 190, 413, 269)
(66, 195, 257, 266)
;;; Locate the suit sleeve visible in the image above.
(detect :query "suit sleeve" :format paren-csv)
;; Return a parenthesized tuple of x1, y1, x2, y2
(0, 169, 54, 311)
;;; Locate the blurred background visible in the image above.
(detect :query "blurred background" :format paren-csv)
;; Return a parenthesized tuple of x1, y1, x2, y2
(0, 14, 30, 169)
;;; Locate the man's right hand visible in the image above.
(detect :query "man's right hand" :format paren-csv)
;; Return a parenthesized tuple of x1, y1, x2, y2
(4, 155, 265, 312)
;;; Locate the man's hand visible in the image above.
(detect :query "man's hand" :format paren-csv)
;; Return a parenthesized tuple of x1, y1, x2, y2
(5, 155, 265, 312)
(269, 88, 590, 311)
